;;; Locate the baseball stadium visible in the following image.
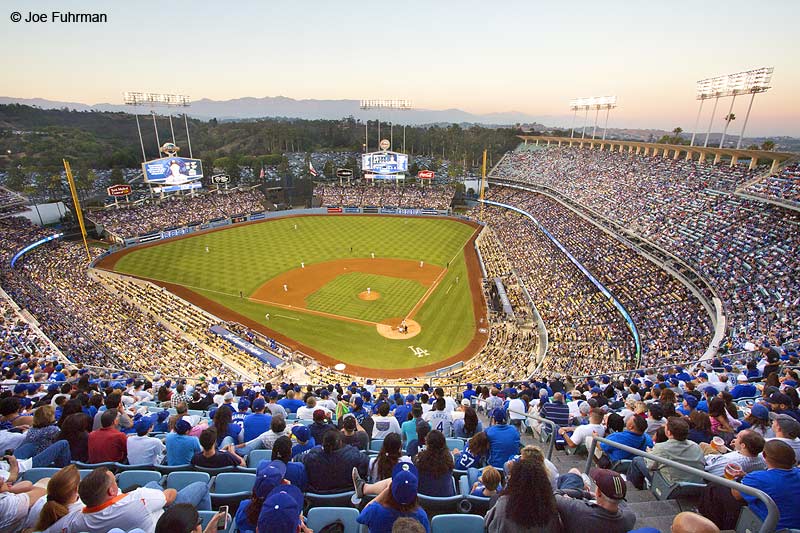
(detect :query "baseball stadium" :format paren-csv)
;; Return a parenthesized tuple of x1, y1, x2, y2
(1, 3, 800, 532)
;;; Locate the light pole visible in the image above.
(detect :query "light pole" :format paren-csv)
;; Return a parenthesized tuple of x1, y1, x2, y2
(359, 99, 413, 152)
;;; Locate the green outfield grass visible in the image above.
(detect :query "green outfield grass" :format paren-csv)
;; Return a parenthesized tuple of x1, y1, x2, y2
(111, 215, 479, 371)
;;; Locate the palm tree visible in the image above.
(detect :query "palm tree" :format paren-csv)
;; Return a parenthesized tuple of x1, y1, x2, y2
(760, 140, 775, 151)
(724, 113, 736, 124)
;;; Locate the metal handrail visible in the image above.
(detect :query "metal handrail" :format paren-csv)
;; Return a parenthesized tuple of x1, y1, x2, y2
(584, 435, 779, 533)
(508, 409, 557, 460)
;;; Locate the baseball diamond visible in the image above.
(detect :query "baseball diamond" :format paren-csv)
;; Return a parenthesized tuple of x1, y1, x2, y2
(95, 214, 489, 377)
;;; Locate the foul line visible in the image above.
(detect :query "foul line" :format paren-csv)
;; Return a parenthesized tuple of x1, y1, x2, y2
(274, 314, 300, 321)
(106, 270, 382, 328)
(404, 227, 479, 322)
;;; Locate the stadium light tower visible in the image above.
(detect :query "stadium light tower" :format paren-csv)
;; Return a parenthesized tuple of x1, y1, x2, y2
(691, 67, 773, 148)
(570, 96, 617, 140)
(123, 92, 192, 161)
(359, 99, 413, 153)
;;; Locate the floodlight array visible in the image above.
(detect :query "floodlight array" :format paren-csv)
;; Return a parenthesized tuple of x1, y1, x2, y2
(359, 99, 413, 110)
(569, 96, 618, 110)
(123, 92, 191, 107)
(695, 67, 773, 99)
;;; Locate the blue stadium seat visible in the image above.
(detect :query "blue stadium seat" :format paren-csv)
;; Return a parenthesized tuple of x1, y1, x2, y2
(117, 470, 162, 490)
(195, 465, 237, 476)
(369, 439, 384, 453)
(211, 473, 256, 515)
(431, 514, 485, 533)
(167, 471, 211, 490)
(445, 438, 465, 451)
(155, 463, 192, 475)
(650, 471, 706, 500)
(458, 475, 491, 515)
(115, 462, 158, 472)
(20, 467, 60, 483)
(418, 478, 463, 516)
(305, 507, 360, 533)
(246, 449, 272, 467)
(72, 460, 117, 472)
(305, 491, 357, 509)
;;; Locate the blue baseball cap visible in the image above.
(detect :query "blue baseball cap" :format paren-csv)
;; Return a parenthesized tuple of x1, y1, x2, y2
(134, 415, 155, 435)
(353, 397, 364, 408)
(254, 460, 286, 498)
(291, 425, 310, 442)
(253, 398, 266, 411)
(175, 419, 192, 435)
(391, 462, 419, 505)
(749, 403, 769, 421)
(238, 399, 250, 412)
(704, 387, 718, 397)
(683, 394, 698, 409)
(405, 394, 416, 403)
(156, 410, 170, 423)
(698, 373, 708, 379)
(268, 390, 278, 399)
(493, 409, 507, 423)
(590, 386, 601, 393)
(258, 485, 303, 533)
(13, 384, 27, 394)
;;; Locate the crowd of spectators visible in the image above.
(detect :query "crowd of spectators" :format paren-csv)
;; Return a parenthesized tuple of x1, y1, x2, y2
(0, 185, 28, 217)
(483, 186, 713, 372)
(742, 162, 800, 206)
(89, 188, 265, 238)
(492, 146, 799, 352)
(468, 203, 637, 376)
(314, 183, 455, 210)
(1, 346, 797, 532)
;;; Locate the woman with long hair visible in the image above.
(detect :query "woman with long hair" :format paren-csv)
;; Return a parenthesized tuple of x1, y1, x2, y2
(29, 464, 82, 532)
(708, 397, 736, 443)
(401, 403, 423, 445)
(454, 406, 483, 439)
(211, 405, 241, 447)
(368, 433, 409, 483)
(453, 431, 490, 470)
(58, 411, 92, 462)
(687, 410, 713, 444)
(57, 399, 83, 428)
(356, 462, 429, 533)
(485, 459, 562, 532)
(413, 430, 455, 496)
(271, 435, 308, 491)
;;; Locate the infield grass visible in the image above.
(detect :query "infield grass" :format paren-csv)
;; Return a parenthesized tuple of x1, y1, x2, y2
(111, 215, 479, 371)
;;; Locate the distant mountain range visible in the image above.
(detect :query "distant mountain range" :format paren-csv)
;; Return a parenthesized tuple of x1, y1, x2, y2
(1, 95, 797, 150)
(0, 95, 554, 126)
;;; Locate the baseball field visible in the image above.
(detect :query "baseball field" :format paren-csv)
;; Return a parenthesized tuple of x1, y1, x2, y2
(96, 215, 488, 377)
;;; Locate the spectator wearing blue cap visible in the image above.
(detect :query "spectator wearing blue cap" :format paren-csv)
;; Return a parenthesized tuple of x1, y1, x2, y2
(235, 460, 288, 533)
(243, 398, 272, 442)
(393, 394, 416, 427)
(696, 387, 718, 413)
(485, 409, 521, 468)
(256, 484, 306, 533)
(127, 415, 166, 465)
(356, 462, 430, 533)
(737, 403, 772, 438)
(290, 425, 315, 458)
(462, 383, 476, 401)
(165, 419, 201, 466)
(678, 393, 699, 416)
(349, 396, 370, 425)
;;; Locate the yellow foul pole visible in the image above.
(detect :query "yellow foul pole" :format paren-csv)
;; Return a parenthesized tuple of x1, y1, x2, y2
(480, 149, 487, 220)
(63, 159, 92, 263)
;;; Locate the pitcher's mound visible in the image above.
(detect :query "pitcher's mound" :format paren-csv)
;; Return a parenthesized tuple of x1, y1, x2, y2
(377, 318, 421, 339)
(358, 291, 380, 301)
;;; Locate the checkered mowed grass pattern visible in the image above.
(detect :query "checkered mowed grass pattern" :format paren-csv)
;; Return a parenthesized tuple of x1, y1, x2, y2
(305, 272, 426, 323)
(113, 216, 478, 370)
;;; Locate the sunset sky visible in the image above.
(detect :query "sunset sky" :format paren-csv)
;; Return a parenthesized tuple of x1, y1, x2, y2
(2, 0, 798, 135)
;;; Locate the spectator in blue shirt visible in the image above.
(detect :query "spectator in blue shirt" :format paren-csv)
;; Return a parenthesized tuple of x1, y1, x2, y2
(732, 440, 800, 531)
(243, 398, 271, 442)
(393, 395, 415, 427)
(462, 383, 477, 401)
(276, 390, 304, 414)
(730, 375, 758, 399)
(696, 387, 718, 414)
(165, 419, 202, 465)
(485, 409, 521, 468)
(599, 414, 653, 464)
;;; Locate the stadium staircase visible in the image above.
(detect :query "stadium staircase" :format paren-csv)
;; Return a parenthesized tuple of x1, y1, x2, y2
(478, 410, 735, 533)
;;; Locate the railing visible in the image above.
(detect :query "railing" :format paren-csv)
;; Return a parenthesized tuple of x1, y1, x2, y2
(584, 436, 779, 533)
(508, 409, 557, 460)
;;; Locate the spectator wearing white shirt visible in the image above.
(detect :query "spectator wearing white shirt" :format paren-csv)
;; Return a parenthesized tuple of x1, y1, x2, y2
(423, 398, 453, 437)
(371, 402, 402, 440)
(558, 409, 606, 450)
(127, 416, 166, 466)
(296, 396, 322, 421)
